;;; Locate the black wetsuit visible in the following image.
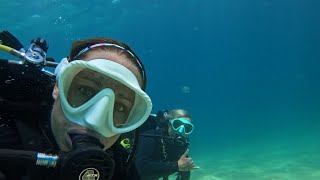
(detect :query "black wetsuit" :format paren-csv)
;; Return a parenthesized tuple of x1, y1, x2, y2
(0, 109, 142, 180)
(0, 60, 141, 180)
(135, 128, 190, 180)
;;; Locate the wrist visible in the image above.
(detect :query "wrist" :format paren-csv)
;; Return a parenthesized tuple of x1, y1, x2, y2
(171, 161, 179, 172)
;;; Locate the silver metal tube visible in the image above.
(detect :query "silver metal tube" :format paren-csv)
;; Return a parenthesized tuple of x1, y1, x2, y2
(36, 153, 59, 168)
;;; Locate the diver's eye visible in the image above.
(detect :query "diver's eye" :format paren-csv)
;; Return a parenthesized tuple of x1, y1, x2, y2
(115, 104, 125, 112)
(115, 103, 127, 113)
(78, 86, 95, 98)
(118, 106, 124, 112)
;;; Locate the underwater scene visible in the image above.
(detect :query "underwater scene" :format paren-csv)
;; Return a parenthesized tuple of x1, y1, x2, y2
(1, 0, 320, 179)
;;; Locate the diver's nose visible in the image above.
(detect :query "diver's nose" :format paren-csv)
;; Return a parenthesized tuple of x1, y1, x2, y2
(84, 96, 112, 134)
(178, 126, 186, 134)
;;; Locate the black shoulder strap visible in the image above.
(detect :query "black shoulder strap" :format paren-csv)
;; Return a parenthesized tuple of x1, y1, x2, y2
(15, 118, 44, 151)
(13, 111, 56, 152)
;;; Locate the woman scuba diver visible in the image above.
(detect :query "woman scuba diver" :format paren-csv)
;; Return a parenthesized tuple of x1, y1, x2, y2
(0, 30, 152, 180)
(135, 109, 199, 180)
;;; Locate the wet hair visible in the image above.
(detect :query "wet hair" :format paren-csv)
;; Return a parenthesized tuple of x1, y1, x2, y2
(158, 109, 192, 130)
(68, 38, 147, 91)
(168, 109, 192, 120)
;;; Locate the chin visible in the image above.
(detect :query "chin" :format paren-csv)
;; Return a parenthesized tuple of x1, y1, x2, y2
(102, 134, 121, 150)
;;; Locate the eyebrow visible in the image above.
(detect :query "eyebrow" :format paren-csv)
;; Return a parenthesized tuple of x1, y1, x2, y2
(118, 92, 135, 104)
(77, 70, 135, 102)
(118, 93, 135, 107)
(77, 71, 103, 86)
(76, 75, 102, 88)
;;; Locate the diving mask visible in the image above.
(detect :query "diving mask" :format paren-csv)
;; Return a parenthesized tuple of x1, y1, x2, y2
(54, 58, 152, 137)
(170, 118, 194, 136)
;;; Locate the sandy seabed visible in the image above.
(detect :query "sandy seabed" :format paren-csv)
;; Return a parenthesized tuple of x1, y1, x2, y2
(169, 137, 320, 180)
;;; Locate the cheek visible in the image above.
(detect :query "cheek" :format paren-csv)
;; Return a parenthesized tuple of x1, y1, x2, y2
(51, 99, 69, 137)
(113, 111, 128, 126)
(168, 127, 173, 135)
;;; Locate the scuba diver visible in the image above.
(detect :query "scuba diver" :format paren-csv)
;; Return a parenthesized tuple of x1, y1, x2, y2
(0, 30, 152, 180)
(135, 109, 199, 180)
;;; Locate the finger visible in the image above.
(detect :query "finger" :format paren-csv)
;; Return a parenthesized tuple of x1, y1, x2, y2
(191, 165, 200, 170)
(189, 163, 194, 168)
(180, 149, 189, 158)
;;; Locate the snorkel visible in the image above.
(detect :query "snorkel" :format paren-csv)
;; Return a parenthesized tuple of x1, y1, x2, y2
(0, 31, 152, 179)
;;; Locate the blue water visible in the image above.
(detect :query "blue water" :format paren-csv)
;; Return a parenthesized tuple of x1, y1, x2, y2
(1, 0, 320, 179)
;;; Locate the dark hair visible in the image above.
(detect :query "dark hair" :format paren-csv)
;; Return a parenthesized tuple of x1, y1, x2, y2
(68, 38, 147, 91)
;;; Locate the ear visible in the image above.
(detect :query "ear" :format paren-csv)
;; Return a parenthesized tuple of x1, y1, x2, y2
(52, 83, 59, 100)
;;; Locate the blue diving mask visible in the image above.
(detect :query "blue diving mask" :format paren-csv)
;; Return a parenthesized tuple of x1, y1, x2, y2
(169, 118, 194, 136)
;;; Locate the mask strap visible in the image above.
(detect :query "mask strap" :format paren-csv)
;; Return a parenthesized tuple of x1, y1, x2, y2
(72, 43, 146, 86)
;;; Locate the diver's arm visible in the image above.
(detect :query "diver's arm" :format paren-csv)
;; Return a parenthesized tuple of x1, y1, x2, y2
(136, 135, 178, 178)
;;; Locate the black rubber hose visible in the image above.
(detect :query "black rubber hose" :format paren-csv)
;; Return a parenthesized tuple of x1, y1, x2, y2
(0, 149, 37, 167)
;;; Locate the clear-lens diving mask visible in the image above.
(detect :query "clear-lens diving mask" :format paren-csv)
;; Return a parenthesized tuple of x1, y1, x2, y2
(170, 118, 194, 136)
(54, 58, 152, 137)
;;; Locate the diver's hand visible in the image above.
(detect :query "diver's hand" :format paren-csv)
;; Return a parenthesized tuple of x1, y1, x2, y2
(177, 149, 199, 171)
(0, 30, 24, 50)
